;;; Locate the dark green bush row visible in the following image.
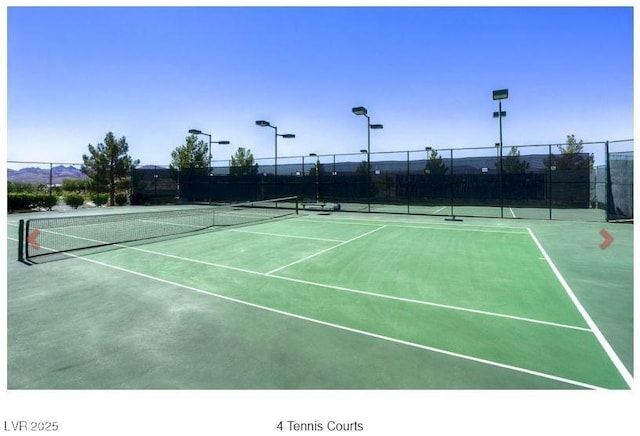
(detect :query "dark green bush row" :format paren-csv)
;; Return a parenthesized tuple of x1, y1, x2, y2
(8, 192, 129, 212)
(8, 193, 58, 212)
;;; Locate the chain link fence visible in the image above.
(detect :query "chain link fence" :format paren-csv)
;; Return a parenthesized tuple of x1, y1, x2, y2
(11, 140, 629, 222)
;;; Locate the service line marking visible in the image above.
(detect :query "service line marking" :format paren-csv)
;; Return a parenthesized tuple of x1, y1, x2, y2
(10, 229, 590, 332)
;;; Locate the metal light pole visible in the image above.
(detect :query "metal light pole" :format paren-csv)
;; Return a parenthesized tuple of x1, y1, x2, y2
(352, 106, 383, 212)
(188, 129, 231, 169)
(256, 120, 295, 195)
(492, 89, 508, 218)
(188, 129, 230, 203)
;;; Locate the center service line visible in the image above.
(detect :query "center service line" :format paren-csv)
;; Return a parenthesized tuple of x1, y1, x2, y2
(265, 225, 386, 275)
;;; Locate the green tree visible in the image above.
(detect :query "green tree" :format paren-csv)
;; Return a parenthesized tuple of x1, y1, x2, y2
(81, 132, 139, 206)
(549, 134, 594, 170)
(501, 146, 530, 173)
(170, 134, 209, 169)
(8, 181, 37, 193)
(61, 179, 92, 193)
(230, 147, 258, 176)
(424, 149, 448, 175)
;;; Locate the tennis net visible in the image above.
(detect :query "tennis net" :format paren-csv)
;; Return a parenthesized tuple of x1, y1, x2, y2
(19, 196, 299, 261)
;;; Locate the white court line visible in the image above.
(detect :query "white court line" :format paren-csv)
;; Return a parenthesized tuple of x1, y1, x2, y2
(268, 273, 590, 332)
(11, 228, 590, 332)
(265, 225, 386, 275)
(432, 206, 447, 214)
(509, 207, 516, 218)
(526, 227, 633, 388)
(91, 233, 594, 331)
(229, 228, 345, 243)
(10, 242, 603, 389)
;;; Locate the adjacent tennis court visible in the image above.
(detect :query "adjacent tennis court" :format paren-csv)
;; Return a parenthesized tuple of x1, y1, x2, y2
(6, 202, 633, 389)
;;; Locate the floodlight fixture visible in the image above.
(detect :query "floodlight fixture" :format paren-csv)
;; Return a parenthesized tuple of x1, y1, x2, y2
(352, 106, 368, 116)
(255, 120, 295, 178)
(492, 89, 509, 100)
(187, 128, 229, 203)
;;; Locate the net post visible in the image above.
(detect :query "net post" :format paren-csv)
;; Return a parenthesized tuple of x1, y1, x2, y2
(25, 220, 31, 259)
(18, 219, 24, 262)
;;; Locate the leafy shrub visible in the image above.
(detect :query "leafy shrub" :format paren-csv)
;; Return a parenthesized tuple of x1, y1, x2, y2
(8, 193, 34, 212)
(35, 195, 58, 211)
(64, 193, 85, 209)
(115, 193, 128, 206)
(90, 193, 109, 207)
(8, 193, 58, 212)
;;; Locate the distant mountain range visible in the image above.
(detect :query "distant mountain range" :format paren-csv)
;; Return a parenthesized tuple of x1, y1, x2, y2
(209, 155, 551, 176)
(7, 165, 88, 184)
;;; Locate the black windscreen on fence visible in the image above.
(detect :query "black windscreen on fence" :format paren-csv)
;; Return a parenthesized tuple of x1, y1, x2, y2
(130, 141, 632, 222)
(606, 151, 633, 221)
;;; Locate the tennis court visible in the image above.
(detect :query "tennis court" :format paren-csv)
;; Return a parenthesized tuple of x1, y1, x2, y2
(6, 201, 633, 389)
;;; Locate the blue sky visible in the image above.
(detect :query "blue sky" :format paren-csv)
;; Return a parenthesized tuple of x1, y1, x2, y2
(7, 6, 634, 167)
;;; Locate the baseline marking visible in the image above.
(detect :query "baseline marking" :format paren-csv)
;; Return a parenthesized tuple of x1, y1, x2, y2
(24, 246, 605, 390)
(526, 227, 633, 388)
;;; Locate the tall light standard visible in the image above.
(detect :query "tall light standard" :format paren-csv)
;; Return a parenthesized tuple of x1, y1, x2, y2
(255, 120, 295, 183)
(188, 129, 230, 203)
(352, 106, 383, 212)
(188, 129, 230, 170)
(492, 89, 508, 218)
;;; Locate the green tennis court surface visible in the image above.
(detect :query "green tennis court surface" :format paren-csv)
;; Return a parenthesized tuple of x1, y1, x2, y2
(6, 207, 633, 389)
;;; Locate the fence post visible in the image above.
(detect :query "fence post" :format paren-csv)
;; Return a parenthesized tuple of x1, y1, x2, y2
(548, 144, 552, 220)
(18, 219, 24, 262)
(406, 150, 410, 213)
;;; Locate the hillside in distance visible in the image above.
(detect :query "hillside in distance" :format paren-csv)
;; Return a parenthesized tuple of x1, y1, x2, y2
(7, 165, 88, 184)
